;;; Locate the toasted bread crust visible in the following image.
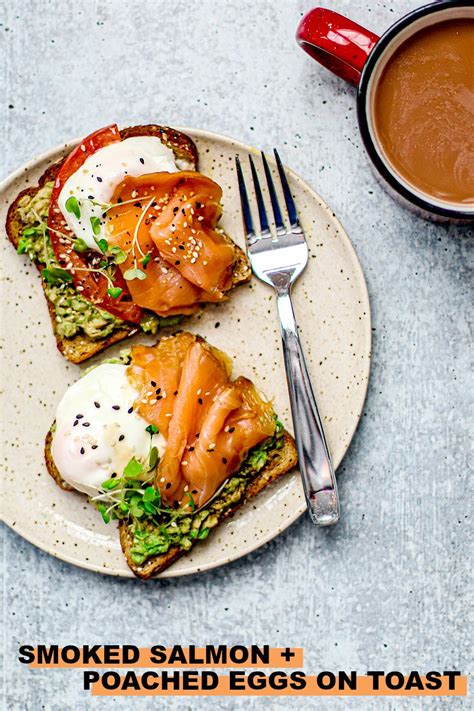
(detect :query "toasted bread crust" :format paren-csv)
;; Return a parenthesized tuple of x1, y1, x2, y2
(6, 125, 250, 363)
(44, 429, 73, 491)
(44, 425, 297, 578)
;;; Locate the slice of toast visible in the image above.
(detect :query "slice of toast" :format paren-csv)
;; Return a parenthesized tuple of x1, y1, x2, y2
(44, 426, 298, 578)
(6, 125, 251, 363)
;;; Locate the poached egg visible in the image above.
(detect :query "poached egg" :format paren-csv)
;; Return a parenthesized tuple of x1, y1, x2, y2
(57, 136, 193, 252)
(51, 363, 165, 496)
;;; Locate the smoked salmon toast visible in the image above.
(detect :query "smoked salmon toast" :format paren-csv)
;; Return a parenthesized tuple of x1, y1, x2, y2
(6, 124, 250, 363)
(44, 332, 298, 578)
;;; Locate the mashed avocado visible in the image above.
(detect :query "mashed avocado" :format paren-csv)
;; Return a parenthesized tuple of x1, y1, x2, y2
(16, 184, 182, 340)
(17, 183, 124, 340)
(126, 420, 284, 565)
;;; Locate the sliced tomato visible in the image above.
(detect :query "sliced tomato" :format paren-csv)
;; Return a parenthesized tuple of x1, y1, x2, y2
(48, 124, 143, 324)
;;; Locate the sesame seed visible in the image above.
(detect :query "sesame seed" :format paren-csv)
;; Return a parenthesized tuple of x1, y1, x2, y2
(127, 406, 133, 414)
(94, 402, 100, 408)
(112, 405, 120, 410)
(80, 447, 85, 455)
(82, 422, 90, 427)
(119, 434, 125, 442)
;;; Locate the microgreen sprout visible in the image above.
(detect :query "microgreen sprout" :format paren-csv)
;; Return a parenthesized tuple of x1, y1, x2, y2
(123, 267, 146, 281)
(65, 196, 81, 219)
(42, 267, 73, 284)
(107, 286, 123, 299)
(90, 216, 101, 235)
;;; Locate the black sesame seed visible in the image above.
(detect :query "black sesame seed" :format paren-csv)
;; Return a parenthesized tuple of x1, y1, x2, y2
(178, 244, 184, 250)
(198, 397, 203, 405)
(97, 176, 103, 182)
(222, 457, 227, 464)
(173, 206, 179, 214)
(112, 405, 120, 410)
(134, 202, 141, 208)
(196, 432, 200, 438)
(151, 380, 157, 387)
(156, 387, 161, 394)
(228, 427, 235, 433)
(156, 395, 163, 401)
(189, 446, 195, 452)
(88, 195, 95, 200)
(117, 197, 123, 204)
(173, 390, 178, 396)
(91, 444, 98, 450)
(192, 489, 198, 494)
(127, 406, 133, 414)
(118, 434, 125, 442)
(215, 322, 220, 328)
(111, 472, 117, 478)
(76, 414, 83, 419)
(82, 422, 90, 427)
(165, 482, 171, 490)
(94, 402, 100, 408)
(73, 420, 78, 427)
(175, 260, 181, 265)
(80, 447, 85, 455)
(139, 157, 145, 164)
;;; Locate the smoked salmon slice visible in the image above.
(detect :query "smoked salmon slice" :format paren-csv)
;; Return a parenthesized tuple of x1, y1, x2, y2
(127, 332, 197, 437)
(155, 339, 231, 499)
(183, 377, 275, 507)
(126, 332, 276, 508)
(106, 172, 238, 316)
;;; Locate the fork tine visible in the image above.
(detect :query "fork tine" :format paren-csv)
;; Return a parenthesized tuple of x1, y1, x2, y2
(235, 155, 255, 238)
(261, 151, 284, 229)
(249, 155, 270, 233)
(274, 149, 299, 227)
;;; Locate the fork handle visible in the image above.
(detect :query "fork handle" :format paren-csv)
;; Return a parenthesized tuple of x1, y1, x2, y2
(277, 290, 340, 526)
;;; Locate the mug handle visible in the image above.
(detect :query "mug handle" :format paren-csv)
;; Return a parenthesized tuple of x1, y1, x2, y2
(296, 8, 379, 86)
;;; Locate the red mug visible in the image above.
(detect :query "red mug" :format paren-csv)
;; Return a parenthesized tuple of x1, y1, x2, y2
(296, 1, 474, 221)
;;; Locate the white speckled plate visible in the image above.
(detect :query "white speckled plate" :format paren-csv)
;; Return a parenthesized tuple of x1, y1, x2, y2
(1, 127, 371, 578)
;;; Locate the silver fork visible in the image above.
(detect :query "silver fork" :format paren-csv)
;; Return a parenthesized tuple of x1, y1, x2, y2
(235, 150, 340, 526)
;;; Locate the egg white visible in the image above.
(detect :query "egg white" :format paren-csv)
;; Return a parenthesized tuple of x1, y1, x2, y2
(51, 363, 165, 496)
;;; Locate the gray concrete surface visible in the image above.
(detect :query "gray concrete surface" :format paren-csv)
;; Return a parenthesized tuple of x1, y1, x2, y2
(1, 0, 472, 709)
